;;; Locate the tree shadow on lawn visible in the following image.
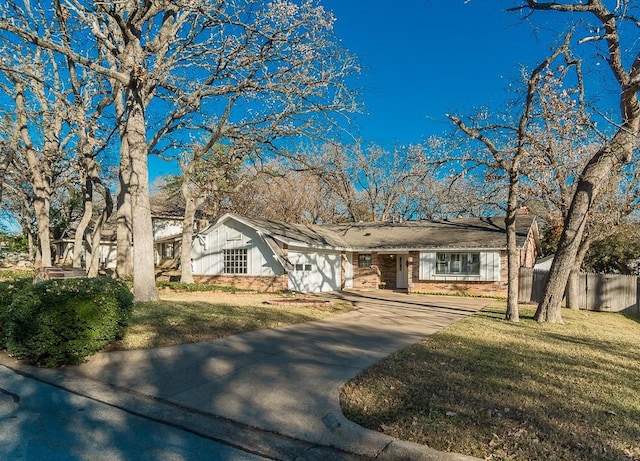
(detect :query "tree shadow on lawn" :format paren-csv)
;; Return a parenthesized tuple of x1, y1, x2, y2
(340, 326, 640, 461)
(109, 300, 345, 350)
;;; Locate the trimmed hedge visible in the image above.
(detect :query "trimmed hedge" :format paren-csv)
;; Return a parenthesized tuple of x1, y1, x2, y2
(2, 277, 133, 367)
(0, 278, 32, 348)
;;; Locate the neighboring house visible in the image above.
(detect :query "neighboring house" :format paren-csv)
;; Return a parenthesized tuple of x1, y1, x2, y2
(54, 214, 186, 270)
(53, 230, 118, 269)
(534, 254, 554, 271)
(152, 214, 184, 267)
(191, 213, 541, 295)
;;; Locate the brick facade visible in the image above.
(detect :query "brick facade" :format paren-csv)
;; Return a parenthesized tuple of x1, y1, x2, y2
(193, 274, 288, 292)
(350, 250, 519, 297)
(352, 252, 381, 289)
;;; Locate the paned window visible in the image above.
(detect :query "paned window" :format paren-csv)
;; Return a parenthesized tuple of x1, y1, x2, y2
(163, 243, 174, 259)
(294, 263, 313, 271)
(358, 254, 372, 268)
(435, 252, 480, 275)
(224, 249, 248, 274)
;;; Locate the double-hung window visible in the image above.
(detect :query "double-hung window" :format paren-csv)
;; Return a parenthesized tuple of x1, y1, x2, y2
(358, 254, 372, 268)
(224, 249, 247, 274)
(435, 252, 480, 275)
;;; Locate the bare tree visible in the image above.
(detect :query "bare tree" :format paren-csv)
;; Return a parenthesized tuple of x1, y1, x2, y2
(298, 142, 435, 222)
(0, 0, 358, 301)
(508, 0, 640, 322)
(229, 160, 341, 224)
(0, 20, 74, 269)
(448, 35, 580, 321)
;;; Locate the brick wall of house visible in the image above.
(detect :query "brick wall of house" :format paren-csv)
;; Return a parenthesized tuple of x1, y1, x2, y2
(409, 280, 507, 296)
(520, 232, 538, 268)
(377, 254, 397, 289)
(352, 252, 381, 289)
(193, 274, 288, 292)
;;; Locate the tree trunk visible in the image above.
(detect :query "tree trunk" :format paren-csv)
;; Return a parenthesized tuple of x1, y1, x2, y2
(87, 220, 104, 277)
(73, 177, 93, 268)
(125, 84, 158, 302)
(33, 196, 52, 268)
(180, 193, 197, 284)
(15, 82, 52, 269)
(504, 177, 519, 322)
(566, 235, 591, 310)
(565, 269, 580, 310)
(116, 145, 133, 278)
(535, 123, 639, 322)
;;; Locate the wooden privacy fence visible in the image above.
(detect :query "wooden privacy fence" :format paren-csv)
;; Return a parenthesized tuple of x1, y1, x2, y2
(519, 268, 640, 314)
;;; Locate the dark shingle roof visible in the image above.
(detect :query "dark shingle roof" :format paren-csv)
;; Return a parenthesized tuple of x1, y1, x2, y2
(225, 214, 535, 251)
(326, 216, 535, 250)
(234, 215, 350, 248)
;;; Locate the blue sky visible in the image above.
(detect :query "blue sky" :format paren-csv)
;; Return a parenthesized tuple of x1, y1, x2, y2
(1, 1, 610, 233)
(321, 0, 576, 146)
(147, 0, 593, 180)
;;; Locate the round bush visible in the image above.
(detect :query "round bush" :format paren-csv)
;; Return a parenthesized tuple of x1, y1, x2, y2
(3, 277, 133, 367)
(0, 278, 32, 349)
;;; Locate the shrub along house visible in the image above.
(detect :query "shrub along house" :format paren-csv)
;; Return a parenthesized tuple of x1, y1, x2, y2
(191, 213, 540, 295)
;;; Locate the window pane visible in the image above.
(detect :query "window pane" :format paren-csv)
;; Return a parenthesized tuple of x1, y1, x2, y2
(223, 249, 247, 274)
(163, 243, 173, 258)
(358, 254, 372, 268)
(435, 252, 480, 275)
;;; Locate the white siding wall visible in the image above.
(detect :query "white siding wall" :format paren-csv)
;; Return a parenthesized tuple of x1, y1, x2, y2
(101, 243, 118, 269)
(344, 252, 354, 289)
(191, 220, 282, 276)
(419, 251, 501, 282)
(288, 249, 342, 292)
(153, 218, 183, 240)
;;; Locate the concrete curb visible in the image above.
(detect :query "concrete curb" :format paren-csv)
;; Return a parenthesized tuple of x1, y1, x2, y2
(0, 290, 490, 461)
(0, 355, 366, 461)
(0, 352, 482, 461)
(378, 440, 482, 461)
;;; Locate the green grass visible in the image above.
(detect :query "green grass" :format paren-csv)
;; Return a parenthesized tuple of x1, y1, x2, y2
(111, 292, 352, 350)
(340, 303, 640, 461)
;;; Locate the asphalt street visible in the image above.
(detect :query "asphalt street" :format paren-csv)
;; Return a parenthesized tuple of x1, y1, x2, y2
(0, 365, 267, 461)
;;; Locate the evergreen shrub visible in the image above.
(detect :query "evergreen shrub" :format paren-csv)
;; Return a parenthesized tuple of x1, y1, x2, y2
(3, 277, 133, 367)
(0, 278, 32, 348)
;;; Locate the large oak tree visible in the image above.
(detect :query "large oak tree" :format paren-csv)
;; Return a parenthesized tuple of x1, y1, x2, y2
(509, 0, 640, 322)
(0, 0, 358, 301)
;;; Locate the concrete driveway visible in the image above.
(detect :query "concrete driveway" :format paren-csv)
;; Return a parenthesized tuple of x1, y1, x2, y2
(58, 290, 489, 458)
(3, 290, 488, 459)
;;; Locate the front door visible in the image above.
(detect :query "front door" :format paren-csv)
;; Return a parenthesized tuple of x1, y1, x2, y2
(396, 254, 408, 289)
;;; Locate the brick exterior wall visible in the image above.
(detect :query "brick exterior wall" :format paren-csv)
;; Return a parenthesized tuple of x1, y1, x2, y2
(377, 254, 397, 289)
(352, 252, 381, 289)
(193, 274, 288, 292)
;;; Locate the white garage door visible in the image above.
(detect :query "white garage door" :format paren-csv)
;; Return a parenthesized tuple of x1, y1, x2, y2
(288, 251, 341, 292)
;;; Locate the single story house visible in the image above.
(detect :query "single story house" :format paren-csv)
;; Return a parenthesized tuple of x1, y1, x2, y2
(191, 213, 541, 295)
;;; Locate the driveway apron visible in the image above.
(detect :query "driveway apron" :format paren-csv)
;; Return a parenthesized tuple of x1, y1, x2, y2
(67, 291, 490, 456)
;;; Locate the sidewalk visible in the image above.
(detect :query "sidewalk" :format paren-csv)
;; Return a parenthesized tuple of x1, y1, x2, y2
(2, 291, 488, 460)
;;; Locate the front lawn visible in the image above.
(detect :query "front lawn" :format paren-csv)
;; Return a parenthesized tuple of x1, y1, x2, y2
(111, 291, 352, 350)
(340, 303, 640, 461)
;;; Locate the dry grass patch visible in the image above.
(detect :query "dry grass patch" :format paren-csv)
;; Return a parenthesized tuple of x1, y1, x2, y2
(340, 303, 640, 461)
(0, 268, 33, 281)
(112, 291, 351, 350)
